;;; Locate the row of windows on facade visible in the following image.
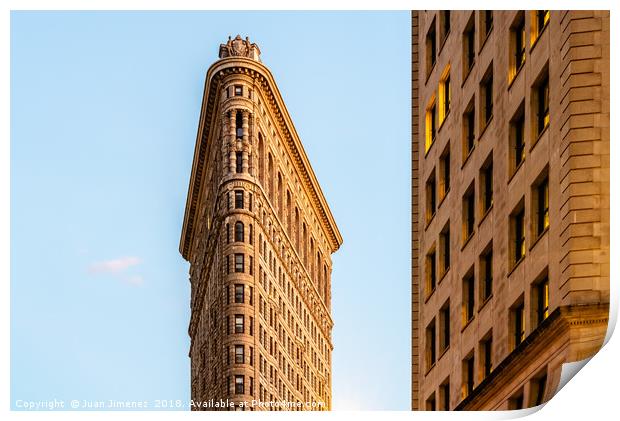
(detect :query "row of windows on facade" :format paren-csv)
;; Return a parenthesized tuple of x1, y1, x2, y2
(424, 11, 551, 168)
(425, 10, 549, 88)
(424, 164, 549, 300)
(424, 273, 549, 408)
(424, 363, 548, 410)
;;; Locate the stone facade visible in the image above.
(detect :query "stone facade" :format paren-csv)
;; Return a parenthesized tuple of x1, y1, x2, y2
(411, 11, 609, 410)
(179, 36, 342, 411)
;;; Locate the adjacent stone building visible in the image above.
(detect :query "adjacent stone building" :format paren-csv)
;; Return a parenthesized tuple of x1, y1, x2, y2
(180, 35, 342, 411)
(411, 11, 609, 410)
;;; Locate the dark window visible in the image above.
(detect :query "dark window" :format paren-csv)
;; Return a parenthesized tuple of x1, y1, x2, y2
(463, 187, 475, 241)
(481, 335, 493, 378)
(536, 11, 550, 37)
(426, 171, 437, 222)
(514, 17, 525, 71)
(235, 151, 243, 173)
(440, 380, 450, 410)
(427, 248, 437, 295)
(463, 271, 475, 324)
(513, 112, 526, 170)
(426, 18, 437, 75)
(536, 73, 550, 136)
(235, 315, 244, 334)
(235, 254, 244, 273)
(483, 11, 493, 38)
(463, 15, 475, 73)
(440, 148, 451, 199)
(481, 160, 493, 214)
(234, 284, 244, 303)
(532, 374, 547, 406)
(440, 11, 451, 43)
(226, 223, 230, 244)
(426, 393, 436, 411)
(536, 176, 549, 236)
(235, 344, 244, 363)
(514, 302, 525, 348)
(249, 224, 253, 243)
(426, 319, 437, 368)
(463, 101, 475, 159)
(513, 207, 525, 264)
(236, 111, 243, 138)
(235, 190, 244, 209)
(440, 301, 450, 352)
(536, 277, 550, 326)
(235, 375, 244, 394)
(509, 390, 524, 410)
(463, 354, 475, 397)
(481, 248, 493, 301)
(235, 221, 244, 242)
(481, 70, 493, 126)
(440, 224, 450, 275)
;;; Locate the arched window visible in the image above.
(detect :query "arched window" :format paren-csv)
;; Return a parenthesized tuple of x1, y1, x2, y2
(286, 191, 292, 233)
(235, 221, 244, 242)
(268, 154, 274, 200)
(258, 133, 264, 184)
(295, 208, 300, 251)
(277, 172, 283, 216)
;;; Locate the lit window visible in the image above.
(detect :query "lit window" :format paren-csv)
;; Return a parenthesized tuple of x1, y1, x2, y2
(536, 74, 550, 136)
(534, 276, 549, 326)
(425, 98, 437, 152)
(235, 254, 244, 273)
(235, 375, 245, 394)
(235, 315, 244, 333)
(234, 284, 244, 303)
(480, 334, 493, 379)
(235, 190, 244, 209)
(235, 221, 244, 242)
(235, 344, 244, 363)
(234, 85, 243, 96)
(532, 11, 550, 44)
(510, 104, 526, 173)
(439, 69, 451, 123)
(462, 353, 475, 398)
(512, 300, 525, 348)
(534, 174, 549, 237)
(510, 13, 526, 81)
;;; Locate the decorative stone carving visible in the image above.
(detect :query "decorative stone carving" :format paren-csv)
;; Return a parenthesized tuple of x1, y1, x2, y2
(219, 35, 261, 61)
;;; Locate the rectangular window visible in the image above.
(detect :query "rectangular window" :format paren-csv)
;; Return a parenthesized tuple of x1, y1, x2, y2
(426, 169, 437, 223)
(426, 246, 437, 296)
(235, 375, 245, 394)
(440, 222, 450, 276)
(234, 85, 243, 96)
(530, 372, 547, 406)
(532, 10, 550, 44)
(235, 284, 244, 303)
(426, 319, 437, 370)
(533, 67, 550, 138)
(462, 14, 475, 77)
(534, 174, 550, 237)
(439, 69, 451, 123)
(509, 389, 525, 410)
(510, 13, 526, 81)
(463, 98, 475, 161)
(480, 66, 493, 128)
(439, 145, 450, 200)
(480, 334, 493, 379)
(534, 276, 550, 327)
(462, 269, 475, 325)
(512, 300, 525, 349)
(462, 353, 475, 398)
(235, 254, 245, 273)
(439, 379, 450, 410)
(480, 247, 493, 302)
(480, 158, 493, 215)
(235, 344, 244, 363)
(510, 201, 525, 266)
(439, 300, 450, 352)
(425, 393, 436, 411)
(462, 185, 475, 242)
(510, 103, 526, 174)
(481, 10, 493, 41)
(235, 315, 244, 333)
(426, 18, 437, 76)
(235, 190, 244, 209)
(235, 151, 243, 173)
(425, 98, 437, 153)
(249, 346, 254, 366)
(439, 11, 451, 45)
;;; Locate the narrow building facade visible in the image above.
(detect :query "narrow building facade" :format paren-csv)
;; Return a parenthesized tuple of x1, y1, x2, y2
(412, 11, 609, 410)
(180, 35, 342, 411)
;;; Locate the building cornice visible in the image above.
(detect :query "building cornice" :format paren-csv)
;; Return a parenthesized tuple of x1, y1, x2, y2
(180, 56, 343, 261)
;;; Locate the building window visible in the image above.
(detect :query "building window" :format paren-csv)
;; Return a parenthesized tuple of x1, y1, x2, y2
(533, 275, 550, 327)
(236, 111, 243, 138)
(426, 246, 437, 296)
(462, 184, 475, 243)
(532, 10, 550, 45)
(510, 200, 525, 267)
(439, 300, 450, 352)
(462, 97, 475, 161)
(480, 334, 493, 380)
(533, 172, 549, 238)
(480, 65, 493, 128)
(533, 68, 550, 138)
(480, 246, 493, 303)
(512, 299, 526, 349)
(234, 284, 244, 303)
(439, 144, 450, 200)
(235, 151, 243, 173)
(226, 223, 230, 244)
(439, 378, 450, 410)
(480, 156, 493, 215)
(439, 222, 450, 276)
(439, 69, 451, 123)
(235, 344, 244, 363)
(508, 388, 525, 410)
(235, 315, 244, 333)
(462, 268, 475, 325)
(234, 85, 243, 96)
(426, 318, 437, 370)
(235, 190, 244, 209)
(462, 353, 475, 399)
(425, 97, 437, 153)
(235, 375, 245, 395)
(234, 253, 244, 273)
(426, 169, 437, 223)
(425, 392, 436, 411)
(249, 346, 254, 365)
(480, 10, 493, 42)
(426, 17, 437, 76)
(439, 11, 451, 45)
(510, 103, 526, 174)
(510, 12, 526, 81)
(530, 371, 548, 406)
(462, 14, 475, 77)
(234, 221, 244, 242)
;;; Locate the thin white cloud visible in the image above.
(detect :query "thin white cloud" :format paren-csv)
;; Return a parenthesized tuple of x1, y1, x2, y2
(123, 275, 144, 286)
(88, 256, 142, 274)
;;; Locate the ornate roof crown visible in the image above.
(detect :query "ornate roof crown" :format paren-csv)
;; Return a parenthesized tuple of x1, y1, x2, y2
(219, 35, 261, 61)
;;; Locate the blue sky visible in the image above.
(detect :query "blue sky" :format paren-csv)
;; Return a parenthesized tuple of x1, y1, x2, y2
(10, 11, 410, 410)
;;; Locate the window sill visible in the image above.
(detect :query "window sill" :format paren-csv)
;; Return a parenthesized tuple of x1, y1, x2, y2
(438, 30, 451, 55)
(425, 211, 437, 231)
(479, 115, 493, 141)
(478, 294, 493, 313)
(439, 267, 450, 285)
(479, 27, 493, 54)
(508, 159, 525, 185)
(461, 62, 475, 88)
(424, 137, 437, 158)
(425, 362, 436, 377)
(461, 317, 474, 333)
(530, 21, 549, 52)
(438, 109, 451, 133)
(478, 204, 493, 227)
(530, 123, 549, 152)
(424, 287, 437, 304)
(508, 255, 525, 277)
(461, 231, 475, 251)
(438, 345, 450, 362)
(438, 189, 450, 209)
(461, 145, 475, 169)
(530, 227, 549, 251)
(508, 61, 525, 90)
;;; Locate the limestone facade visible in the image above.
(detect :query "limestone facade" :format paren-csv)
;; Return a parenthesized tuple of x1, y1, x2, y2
(180, 35, 342, 411)
(412, 11, 609, 410)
